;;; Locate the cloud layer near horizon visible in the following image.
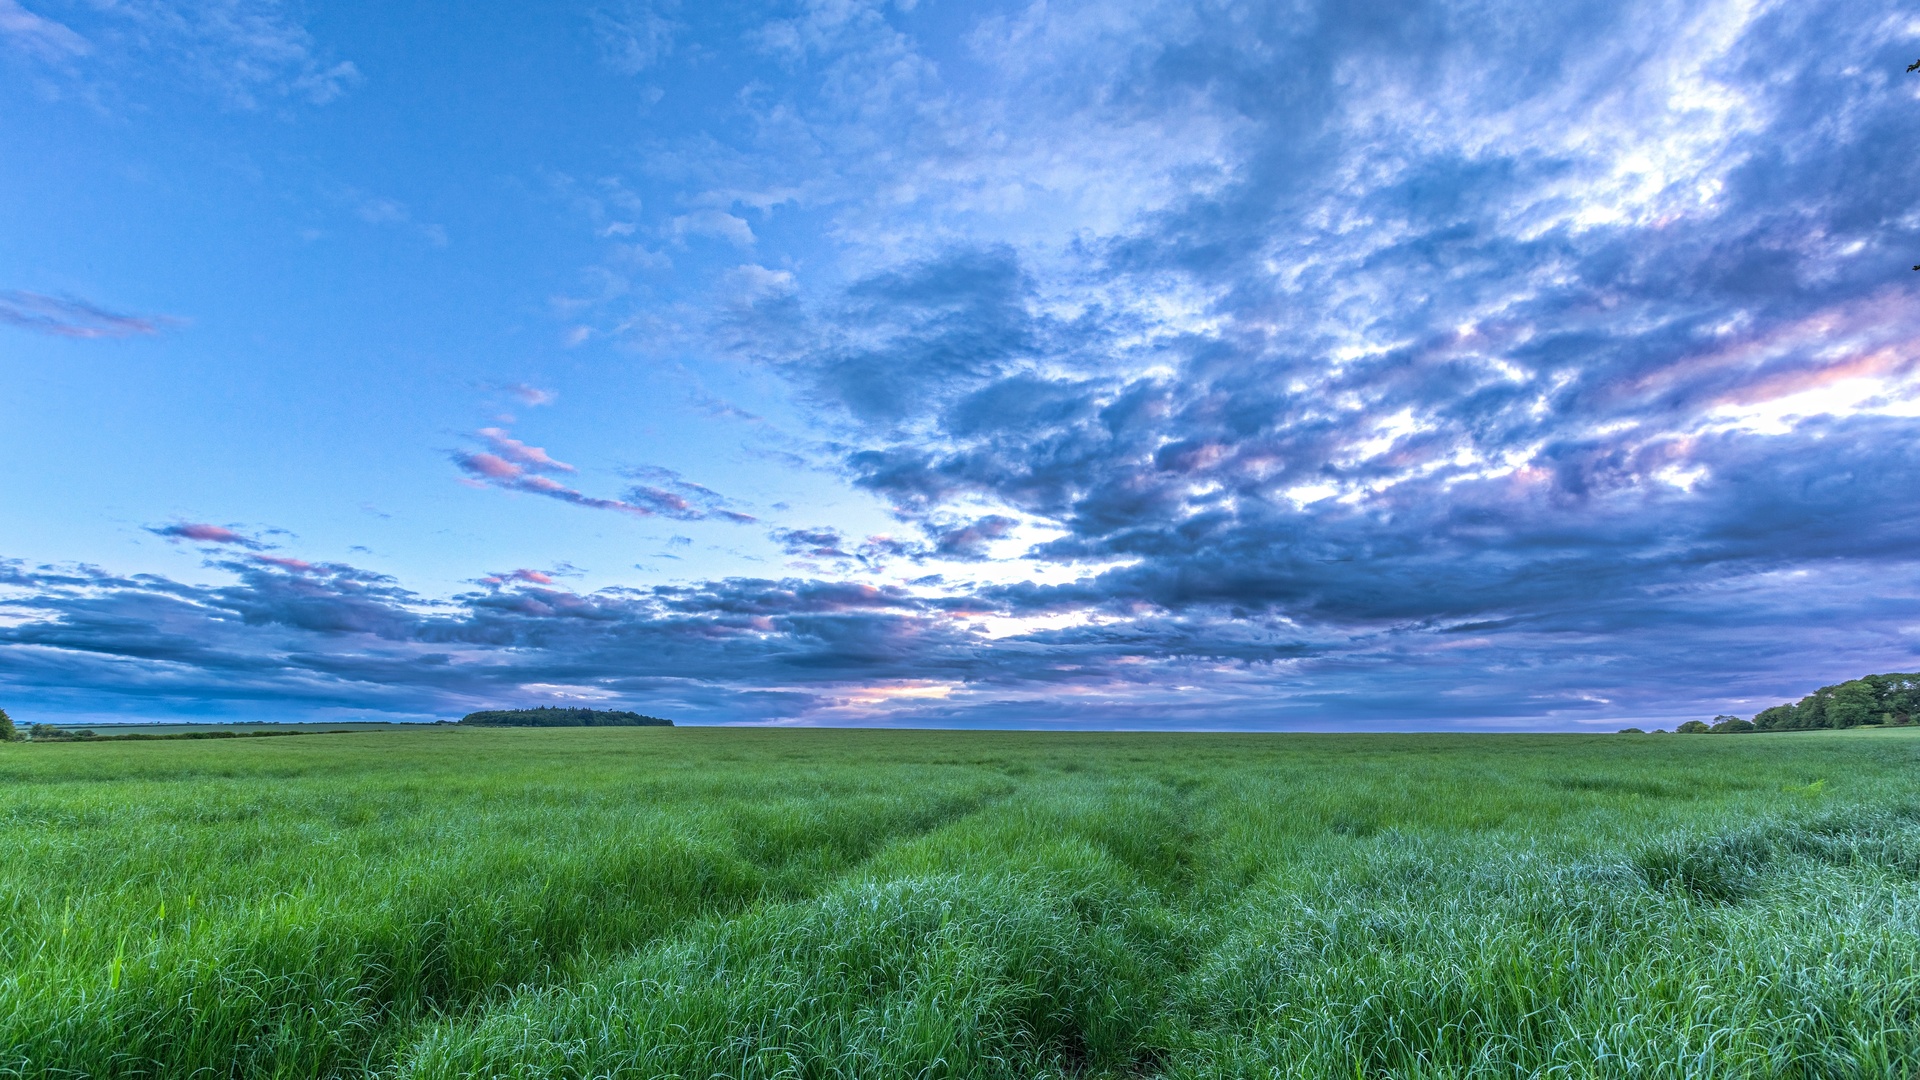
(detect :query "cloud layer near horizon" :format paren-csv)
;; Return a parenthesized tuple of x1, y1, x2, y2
(6, 0, 1920, 727)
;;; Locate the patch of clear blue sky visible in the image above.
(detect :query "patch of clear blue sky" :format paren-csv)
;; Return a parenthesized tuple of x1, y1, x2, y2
(0, 0, 906, 594)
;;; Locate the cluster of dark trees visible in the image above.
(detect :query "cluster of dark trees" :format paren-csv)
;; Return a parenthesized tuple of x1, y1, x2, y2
(1623, 672, 1920, 734)
(1743, 672, 1920, 730)
(458, 706, 673, 727)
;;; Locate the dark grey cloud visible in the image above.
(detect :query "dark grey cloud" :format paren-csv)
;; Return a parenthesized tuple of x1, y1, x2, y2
(3, 535, 1916, 729)
(928, 515, 1017, 561)
(729, 246, 1051, 429)
(771, 526, 852, 558)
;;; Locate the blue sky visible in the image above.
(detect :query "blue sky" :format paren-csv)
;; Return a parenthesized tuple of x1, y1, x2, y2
(2, 0, 1916, 729)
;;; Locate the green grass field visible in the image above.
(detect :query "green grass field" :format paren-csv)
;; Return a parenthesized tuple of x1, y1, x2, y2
(1, 727, 1915, 1078)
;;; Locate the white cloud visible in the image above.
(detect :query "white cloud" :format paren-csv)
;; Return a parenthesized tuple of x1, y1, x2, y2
(670, 209, 756, 248)
(14, 0, 359, 107)
(592, 1, 679, 75)
(0, 0, 89, 61)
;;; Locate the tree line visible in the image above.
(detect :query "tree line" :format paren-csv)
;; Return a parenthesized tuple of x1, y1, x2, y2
(1744, 672, 1920, 730)
(458, 706, 673, 727)
(1622, 672, 1920, 734)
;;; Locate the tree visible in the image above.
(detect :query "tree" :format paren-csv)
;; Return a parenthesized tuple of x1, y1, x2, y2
(1618, 727, 1646, 734)
(1709, 715, 1755, 733)
(1826, 679, 1879, 728)
(0, 709, 14, 742)
(1876, 673, 1920, 723)
(1676, 720, 1711, 733)
(28, 724, 58, 740)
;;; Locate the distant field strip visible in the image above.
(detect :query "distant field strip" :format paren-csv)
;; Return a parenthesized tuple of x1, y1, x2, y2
(0, 729, 1915, 1078)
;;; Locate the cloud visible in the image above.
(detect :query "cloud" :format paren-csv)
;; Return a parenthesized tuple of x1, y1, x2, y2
(724, 263, 796, 303)
(474, 428, 575, 473)
(0, 0, 88, 61)
(451, 427, 651, 514)
(624, 466, 759, 523)
(591, 0, 679, 75)
(450, 431, 756, 522)
(147, 522, 267, 549)
(336, 189, 447, 246)
(8, 0, 359, 107)
(252, 554, 315, 572)
(712, 0, 1920, 590)
(766, 526, 951, 571)
(452, 452, 520, 481)
(771, 526, 851, 559)
(669, 209, 756, 248)
(453, 454, 655, 516)
(927, 515, 1016, 561)
(480, 568, 556, 586)
(727, 246, 1046, 430)
(504, 383, 559, 407)
(0, 291, 172, 338)
(13, 0, 1920, 730)
(3, 546, 1917, 728)
(603, 0, 1920, 722)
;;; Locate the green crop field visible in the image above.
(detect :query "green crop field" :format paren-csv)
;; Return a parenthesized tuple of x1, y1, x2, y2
(1, 727, 1916, 1079)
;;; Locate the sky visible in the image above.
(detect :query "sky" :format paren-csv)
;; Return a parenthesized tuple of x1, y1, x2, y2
(1, 0, 1917, 729)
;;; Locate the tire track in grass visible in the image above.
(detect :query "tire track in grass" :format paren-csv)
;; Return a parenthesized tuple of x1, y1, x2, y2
(397, 771, 1220, 1079)
(0, 759, 1016, 1079)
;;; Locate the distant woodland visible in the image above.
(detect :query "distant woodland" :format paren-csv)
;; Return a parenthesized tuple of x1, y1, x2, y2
(458, 707, 673, 727)
(1743, 672, 1920, 730)
(1642, 672, 1920, 733)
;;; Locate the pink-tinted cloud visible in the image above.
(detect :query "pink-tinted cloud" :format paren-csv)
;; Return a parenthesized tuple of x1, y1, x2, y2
(253, 554, 317, 573)
(480, 568, 556, 586)
(452, 431, 757, 522)
(1622, 290, 1920, 411)
(476, 428, 574, 473)
(149, 522, 266, 549)
(1713, 346, 1915, 408)
(453, 448, 655, 516)
(0, 291, 174, 339)
(454, 451, 524, 480)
